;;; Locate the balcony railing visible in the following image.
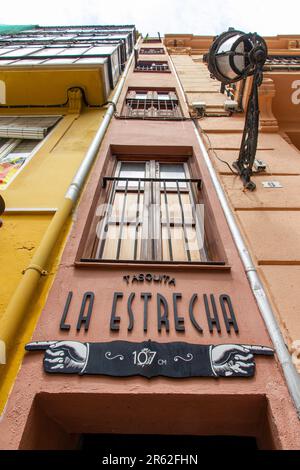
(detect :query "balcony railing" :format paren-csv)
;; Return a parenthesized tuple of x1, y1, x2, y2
(139, 48, 164, 54)
(142, 39, 162, 44)
(102, 176, 202, 189)
(134, 63, 170, 72)
(123, 98, 183, 119)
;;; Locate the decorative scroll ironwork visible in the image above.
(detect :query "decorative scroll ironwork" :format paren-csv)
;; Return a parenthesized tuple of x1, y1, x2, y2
(206, 29, 267, 190)
(124, 98, 182, 119)
(232, 69, 263, 190)
(135, 61, 170, 72)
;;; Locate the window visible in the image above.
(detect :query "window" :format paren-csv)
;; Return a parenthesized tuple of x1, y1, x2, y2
(122, 89, 183, 119)
(0, 115, 61, 188)
(139, 48, 164, 55)
(134, 60, 170, 72)
(142, 38, 162, 44)
(81, 160, 213, 264)
(0, 44, 120, 68)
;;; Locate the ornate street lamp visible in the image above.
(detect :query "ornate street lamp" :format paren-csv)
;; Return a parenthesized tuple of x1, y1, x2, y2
(206, 29, 268, 190)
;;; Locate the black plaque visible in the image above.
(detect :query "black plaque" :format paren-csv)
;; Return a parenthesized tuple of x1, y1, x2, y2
(25, 340, 273, 379)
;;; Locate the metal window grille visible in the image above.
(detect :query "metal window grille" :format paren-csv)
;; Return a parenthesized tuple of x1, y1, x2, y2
(142, 39, 162, 43)
(83, 161, 211, 264)
(123, 91, 183, 119)
(139, 48, 164, 54)
(134, 61, 170, 72)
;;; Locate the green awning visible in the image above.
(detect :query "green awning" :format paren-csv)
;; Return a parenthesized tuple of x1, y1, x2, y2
(0, 25, 38, 35)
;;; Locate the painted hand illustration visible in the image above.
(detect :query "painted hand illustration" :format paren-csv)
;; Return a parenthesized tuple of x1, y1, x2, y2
(25, 341, 88, 373)
(211, 344, 274, 377)
(25, 341, 274, 378)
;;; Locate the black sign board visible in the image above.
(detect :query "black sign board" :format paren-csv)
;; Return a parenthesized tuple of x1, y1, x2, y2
(25, 340, 273, 378)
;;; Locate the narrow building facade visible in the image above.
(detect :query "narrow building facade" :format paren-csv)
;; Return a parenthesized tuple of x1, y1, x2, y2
(0, 31, 300, 450)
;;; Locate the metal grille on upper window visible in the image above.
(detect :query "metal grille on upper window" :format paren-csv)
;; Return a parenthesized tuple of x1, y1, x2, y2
(142, 39, 162, 43)
(80, 160, 219, 265)
(134, 61, 170, 72)
(139, 48, 164, 54)
(122, 90, 183, 120)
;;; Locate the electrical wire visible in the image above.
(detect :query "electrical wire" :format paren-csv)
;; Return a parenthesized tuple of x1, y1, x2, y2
(0, 86, 110, 110)
(168, 60, 239, 176)
(192, 117, 238, 175)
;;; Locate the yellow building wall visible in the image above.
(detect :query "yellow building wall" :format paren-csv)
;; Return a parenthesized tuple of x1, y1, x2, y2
(0, 67, 106, 106)
(0, 107, 106, 412)
(2, 110, 105, 208)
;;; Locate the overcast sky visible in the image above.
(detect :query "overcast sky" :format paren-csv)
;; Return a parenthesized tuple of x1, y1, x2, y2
(1, 0, 299, 36)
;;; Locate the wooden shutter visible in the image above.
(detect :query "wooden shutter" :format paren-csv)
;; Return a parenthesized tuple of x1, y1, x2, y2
(0, 116, 61, 139)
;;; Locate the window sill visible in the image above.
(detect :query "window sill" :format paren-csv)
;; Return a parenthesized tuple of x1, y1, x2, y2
(117, 116, 187, 121)
(75, 260, 231, 271)
(134, 69, 171, 73)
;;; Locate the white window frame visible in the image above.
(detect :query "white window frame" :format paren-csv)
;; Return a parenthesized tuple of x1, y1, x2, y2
(0, 115, 61, 190)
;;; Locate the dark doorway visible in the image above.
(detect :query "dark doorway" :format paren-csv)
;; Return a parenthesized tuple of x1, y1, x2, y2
(80, 433, 258, 452)
(20, 393, 274, 449)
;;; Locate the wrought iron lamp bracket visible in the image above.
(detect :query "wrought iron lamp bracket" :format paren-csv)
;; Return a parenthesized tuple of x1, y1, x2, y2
(207, 29, 267, 190)
(232, 68, 263, 191)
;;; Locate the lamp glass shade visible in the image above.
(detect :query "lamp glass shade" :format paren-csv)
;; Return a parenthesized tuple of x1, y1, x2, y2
(218, 34, 241, 53)
(215, 55, 237, 80)
(215, 33, 246, 81)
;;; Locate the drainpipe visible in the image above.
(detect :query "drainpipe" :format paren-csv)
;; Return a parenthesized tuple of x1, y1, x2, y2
(169, 54, 300, 418)
(0, 39, 139, 365)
